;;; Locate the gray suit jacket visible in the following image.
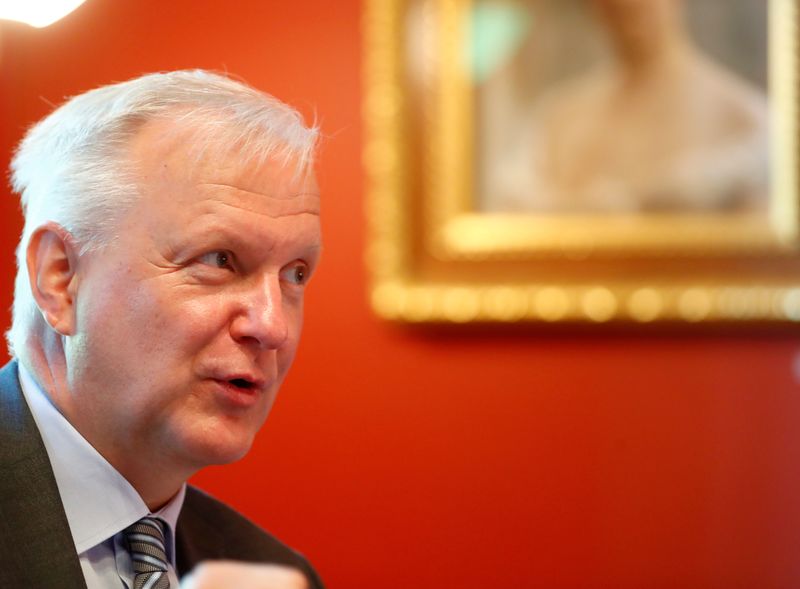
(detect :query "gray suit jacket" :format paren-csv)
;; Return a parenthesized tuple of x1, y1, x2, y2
(0, 361, 323, 588)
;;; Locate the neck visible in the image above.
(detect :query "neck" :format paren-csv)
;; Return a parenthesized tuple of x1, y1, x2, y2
(22, 330, 71, 411)
(24, 333, 192, 512)
(606, 9, 689, 74)
(70, 426, 192, 511)
(124, 468, 189, 511)
(614, 32, 692, 83)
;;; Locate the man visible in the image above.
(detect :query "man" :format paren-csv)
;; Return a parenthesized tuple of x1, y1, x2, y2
(1, 70, 324, 588)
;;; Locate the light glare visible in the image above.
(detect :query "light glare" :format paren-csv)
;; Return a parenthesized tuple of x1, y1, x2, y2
(0, 0, 87, 28)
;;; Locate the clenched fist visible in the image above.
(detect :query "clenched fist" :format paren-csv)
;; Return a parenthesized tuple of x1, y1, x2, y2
(181, 562, 309, 589)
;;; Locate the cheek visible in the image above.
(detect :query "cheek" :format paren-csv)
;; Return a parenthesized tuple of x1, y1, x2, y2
(66, 273, 163, 402)
(80, 275, 218, 367)
(140, 292, 236, 366)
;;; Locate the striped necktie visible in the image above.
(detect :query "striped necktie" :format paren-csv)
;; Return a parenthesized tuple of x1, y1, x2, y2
(124, 516, 171, 589)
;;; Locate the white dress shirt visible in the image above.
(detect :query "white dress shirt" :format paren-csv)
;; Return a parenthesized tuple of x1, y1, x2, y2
(18, 364, 186, 589)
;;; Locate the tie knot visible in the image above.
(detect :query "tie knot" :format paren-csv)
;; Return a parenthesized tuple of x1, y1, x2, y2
(125, 516, 171, 589)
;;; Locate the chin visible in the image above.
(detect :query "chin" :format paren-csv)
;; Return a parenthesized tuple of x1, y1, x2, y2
(206, 446, 252, 466)
(181, 430, 257, 468)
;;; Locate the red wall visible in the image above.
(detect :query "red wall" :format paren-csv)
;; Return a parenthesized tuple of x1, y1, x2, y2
(2, 2, 800, 587)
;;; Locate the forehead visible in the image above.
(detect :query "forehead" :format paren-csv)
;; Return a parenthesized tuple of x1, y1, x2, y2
(126, 116, 320, 216)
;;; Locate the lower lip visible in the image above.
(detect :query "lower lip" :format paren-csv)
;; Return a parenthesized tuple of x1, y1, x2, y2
(211, 379, 261, 409)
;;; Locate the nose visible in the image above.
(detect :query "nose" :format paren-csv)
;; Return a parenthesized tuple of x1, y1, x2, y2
(229, 275, 289, 350)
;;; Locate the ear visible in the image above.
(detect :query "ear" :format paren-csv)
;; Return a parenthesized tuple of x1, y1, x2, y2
(26, 222, 81, 336)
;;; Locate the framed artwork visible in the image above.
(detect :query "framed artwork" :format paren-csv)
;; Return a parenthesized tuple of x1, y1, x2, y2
(364, 0, 800, 324)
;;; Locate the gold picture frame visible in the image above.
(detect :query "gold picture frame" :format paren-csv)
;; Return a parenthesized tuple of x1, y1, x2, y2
(364, 0, 800, 324)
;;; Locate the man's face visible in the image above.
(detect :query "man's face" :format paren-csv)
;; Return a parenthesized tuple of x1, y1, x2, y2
(59, 119, 321, 479)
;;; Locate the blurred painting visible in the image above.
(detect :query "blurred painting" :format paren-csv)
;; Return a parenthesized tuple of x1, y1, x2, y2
(474, 0, 769, 214)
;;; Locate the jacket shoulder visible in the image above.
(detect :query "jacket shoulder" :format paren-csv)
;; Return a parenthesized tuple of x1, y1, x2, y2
(176, 485, 324, 588)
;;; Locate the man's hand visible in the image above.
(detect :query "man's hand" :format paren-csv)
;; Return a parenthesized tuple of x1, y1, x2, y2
(181, 562, 309, 589)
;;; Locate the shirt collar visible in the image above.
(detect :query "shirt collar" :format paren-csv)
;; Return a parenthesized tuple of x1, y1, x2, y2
(18, 363, 186, 558)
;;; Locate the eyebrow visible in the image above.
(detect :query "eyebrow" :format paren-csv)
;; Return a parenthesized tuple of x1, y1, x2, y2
(167, 219, 322, 265)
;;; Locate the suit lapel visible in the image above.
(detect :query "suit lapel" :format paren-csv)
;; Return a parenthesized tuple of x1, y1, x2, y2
(0, 361, 86, 588)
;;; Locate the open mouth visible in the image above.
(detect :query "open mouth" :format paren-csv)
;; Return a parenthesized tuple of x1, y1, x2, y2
(228, 378, 254, 390)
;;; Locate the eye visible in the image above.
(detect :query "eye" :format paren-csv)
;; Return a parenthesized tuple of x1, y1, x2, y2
(197, 250, 234, 270)
(281, 261, 311, 286)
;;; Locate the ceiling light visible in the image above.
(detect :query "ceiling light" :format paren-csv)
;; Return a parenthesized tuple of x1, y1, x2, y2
(0, 0, 88, 28)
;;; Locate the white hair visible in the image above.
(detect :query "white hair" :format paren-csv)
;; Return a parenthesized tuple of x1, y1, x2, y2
(7, 69, 319, 360)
